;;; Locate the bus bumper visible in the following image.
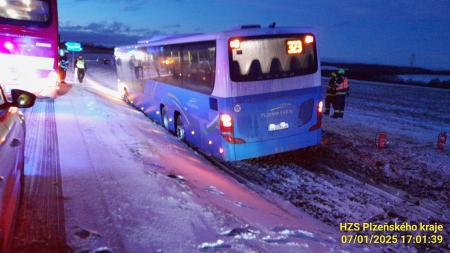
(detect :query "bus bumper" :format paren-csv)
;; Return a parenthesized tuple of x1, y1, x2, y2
(221, 129, 321, 161)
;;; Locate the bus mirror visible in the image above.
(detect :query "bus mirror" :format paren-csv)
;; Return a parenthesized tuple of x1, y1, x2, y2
(10, 89, 36, 108)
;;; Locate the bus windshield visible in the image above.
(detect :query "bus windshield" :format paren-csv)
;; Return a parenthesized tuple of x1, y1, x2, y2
(0, 0, 50, 23)
(229, 34, 317, 82)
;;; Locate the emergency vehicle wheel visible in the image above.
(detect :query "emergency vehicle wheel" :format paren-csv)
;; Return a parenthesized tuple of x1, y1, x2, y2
(176, 114, 185, 141)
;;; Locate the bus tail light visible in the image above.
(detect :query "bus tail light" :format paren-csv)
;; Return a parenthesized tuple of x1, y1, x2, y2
(318, 101, 324, 113)
(309, 101, 323, 131)
(221, 114, 246, 144)
(220, 114, 233, 133)
(223, 135, 246, 144)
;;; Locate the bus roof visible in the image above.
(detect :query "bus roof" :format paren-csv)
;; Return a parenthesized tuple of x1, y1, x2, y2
(116, 26, 317, 49)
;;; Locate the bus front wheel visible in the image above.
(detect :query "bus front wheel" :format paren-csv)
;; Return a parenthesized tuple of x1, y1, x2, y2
(176, 114, 185, 141)
(161, 106, 169, 130)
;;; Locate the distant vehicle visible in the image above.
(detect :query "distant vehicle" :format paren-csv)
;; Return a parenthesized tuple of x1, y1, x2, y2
(0, 86, 36, 253)
(0, 0, 59, 96)
(97, 57, 111, 65)
(115, 26, 323, 161)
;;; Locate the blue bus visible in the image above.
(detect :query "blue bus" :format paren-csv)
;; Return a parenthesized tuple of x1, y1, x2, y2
(115, 26, 323, 161)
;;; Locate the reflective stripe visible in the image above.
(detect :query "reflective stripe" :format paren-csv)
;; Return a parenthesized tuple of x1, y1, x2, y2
(336, 92, 347, 95)
(76, 60, 85, 69)
(334, 110, 344, 113)
(336, 77, 349, 91)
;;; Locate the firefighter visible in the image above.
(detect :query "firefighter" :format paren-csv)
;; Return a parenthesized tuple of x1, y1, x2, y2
(75, 55, 87, 83)
(332, 69, 349, 118)
(58, 55, 69, 83)
(324, 72, 337, 115)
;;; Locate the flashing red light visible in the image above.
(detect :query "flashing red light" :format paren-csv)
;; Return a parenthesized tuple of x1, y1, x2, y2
(304, 35, 314, 44)
(4, 41, 14, 51)
(229, 39, 240, 49)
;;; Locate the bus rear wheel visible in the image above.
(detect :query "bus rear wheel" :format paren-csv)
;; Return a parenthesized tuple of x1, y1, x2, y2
(161, 106, 169, 130)
(176, 114, 185, 141)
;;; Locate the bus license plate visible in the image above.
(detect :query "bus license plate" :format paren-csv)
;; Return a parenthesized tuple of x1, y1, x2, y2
(268, 122, 289, 131)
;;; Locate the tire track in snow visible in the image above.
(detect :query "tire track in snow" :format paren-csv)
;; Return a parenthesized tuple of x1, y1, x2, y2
(12, 99, 70, 253)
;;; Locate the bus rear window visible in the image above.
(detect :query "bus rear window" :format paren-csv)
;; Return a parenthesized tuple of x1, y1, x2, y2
(0, 0, 50, 23)
(229, 34, 318, 82)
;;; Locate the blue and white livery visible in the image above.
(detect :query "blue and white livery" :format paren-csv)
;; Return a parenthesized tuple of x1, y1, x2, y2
(115, 26, 323, 161)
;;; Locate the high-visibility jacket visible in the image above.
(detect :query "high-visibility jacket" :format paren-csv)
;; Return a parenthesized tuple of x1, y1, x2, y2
(76, 59, 85, 69)
(336, 76, 349, 93)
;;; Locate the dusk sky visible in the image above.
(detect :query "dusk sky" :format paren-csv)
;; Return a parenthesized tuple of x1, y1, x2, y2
(58, 0, 450, 69)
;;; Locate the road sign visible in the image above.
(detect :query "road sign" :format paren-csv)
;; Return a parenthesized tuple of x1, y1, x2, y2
(65, 41, 82, 52)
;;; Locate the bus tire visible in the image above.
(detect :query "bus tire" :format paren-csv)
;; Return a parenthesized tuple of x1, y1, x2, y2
(176, 114, 185, 141)
(161, 106, 169, 130)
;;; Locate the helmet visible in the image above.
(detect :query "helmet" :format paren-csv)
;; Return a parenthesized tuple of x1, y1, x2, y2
(331, 72, 337, 77)
(338, 69, 345, 75)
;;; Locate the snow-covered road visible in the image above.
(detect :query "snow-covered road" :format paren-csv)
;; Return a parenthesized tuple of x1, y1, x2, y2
(12, 68, 349, 252)
(56, 86, 339, 252)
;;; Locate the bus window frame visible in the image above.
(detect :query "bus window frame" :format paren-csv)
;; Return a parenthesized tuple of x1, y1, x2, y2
(144, 40, 216, 95)
(228, 33, 319, 83)
(0, 0, 53, 28)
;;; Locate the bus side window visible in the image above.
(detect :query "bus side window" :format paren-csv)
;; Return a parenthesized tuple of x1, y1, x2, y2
(155, 45, 182, 86)
(143, 47, 161, 80)
(182, 41, 216, 94)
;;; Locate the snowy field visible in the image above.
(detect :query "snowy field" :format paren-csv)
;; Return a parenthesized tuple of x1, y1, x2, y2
(83, 58, 449, 253)
(397, 74, 450, 83)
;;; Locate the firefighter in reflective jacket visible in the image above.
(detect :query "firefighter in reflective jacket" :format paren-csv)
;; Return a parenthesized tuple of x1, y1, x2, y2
(324, 72, 337, 115)
(58, 55, 69, 83)
(332, 69, 349, 118)
(75, 55, 87, 83)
